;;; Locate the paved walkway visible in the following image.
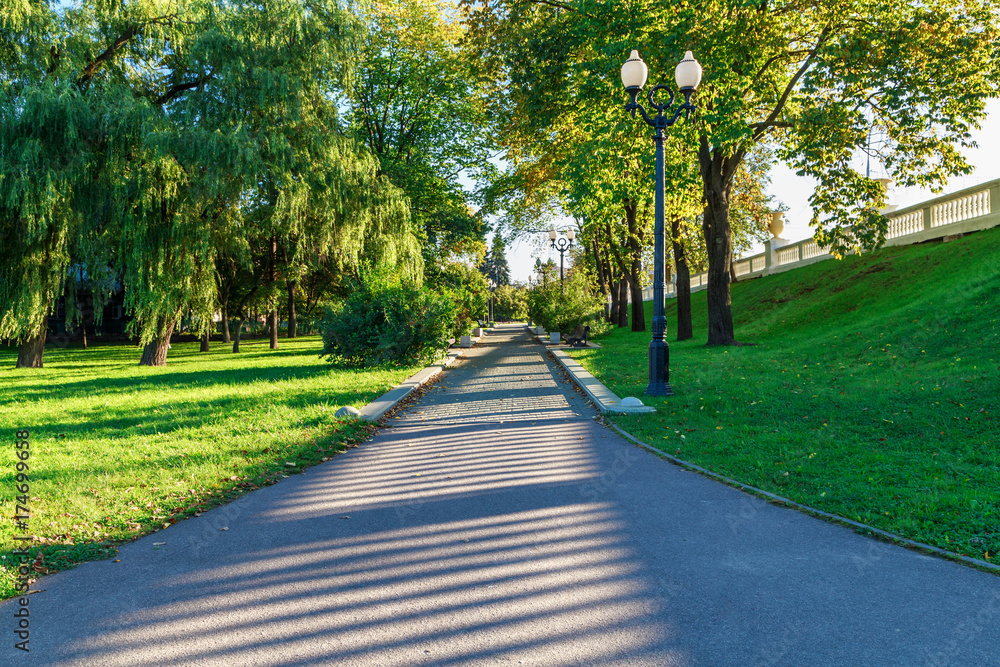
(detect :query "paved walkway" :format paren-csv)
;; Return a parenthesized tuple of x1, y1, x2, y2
(5, 324, 1000, 665)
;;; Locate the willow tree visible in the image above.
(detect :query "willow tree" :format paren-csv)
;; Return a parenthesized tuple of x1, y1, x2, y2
(1, 0, 421, 367)
(0, 2, 114, 368)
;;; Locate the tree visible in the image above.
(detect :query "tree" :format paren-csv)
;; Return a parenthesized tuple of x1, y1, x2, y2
(349, 0, 494, 273)
(481, 234, 511, 286)
(464, 0, 1000, 346)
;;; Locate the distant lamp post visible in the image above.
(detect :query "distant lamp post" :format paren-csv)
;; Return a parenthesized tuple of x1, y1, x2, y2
(548, 227, 575, 292)
(488, 278, 497, 323)
(621, 49, 702, 397)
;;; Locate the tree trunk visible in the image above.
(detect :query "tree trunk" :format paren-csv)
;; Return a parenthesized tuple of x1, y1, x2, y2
(625, 203, 646, 332)
(700, 136, 741, 346)
(139, 319, 175, 367)
(730, 260, 739, 284)
(591, 240, 611, 322)
(233, 318, 244, 353)
(81, 323, 87, 349)
(287, 279, 297, 338)
(628, 272, 645, 333)
(15, 316, 47, 368)
(200, 329, 210, 352)
(702, 188, 736, 345)
(221, 300, 231, 344)
(616, 279, 629, 328)
(608, 276, 620, 326)
(269, 235, 278, 350)
(671, 217, 693, 341)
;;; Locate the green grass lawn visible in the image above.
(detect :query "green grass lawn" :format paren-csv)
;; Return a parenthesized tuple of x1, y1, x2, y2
(0, 336, 421, 599)
(571, 226, 1000, 564)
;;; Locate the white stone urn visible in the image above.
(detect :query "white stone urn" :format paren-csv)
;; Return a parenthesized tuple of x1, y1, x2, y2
(472, 327, 483, 337)
(768, 210, 786, 239)
(550, 332, 560, 344)
(460, 335, 473, 348)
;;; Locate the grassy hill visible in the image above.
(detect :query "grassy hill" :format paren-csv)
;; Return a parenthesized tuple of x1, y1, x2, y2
(570, 225, 1000, 565)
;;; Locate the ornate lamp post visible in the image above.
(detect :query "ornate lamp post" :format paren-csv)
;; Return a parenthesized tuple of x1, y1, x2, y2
(621, 49, 702, 396)
(548, 227, 575, 292)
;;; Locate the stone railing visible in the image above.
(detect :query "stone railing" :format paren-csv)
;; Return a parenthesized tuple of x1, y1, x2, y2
(639, 177, 1000, 302)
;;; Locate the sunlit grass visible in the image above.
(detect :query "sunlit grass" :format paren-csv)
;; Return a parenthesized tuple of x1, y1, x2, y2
(571, 226, 1000, 564)
(0, 336, 420, 598)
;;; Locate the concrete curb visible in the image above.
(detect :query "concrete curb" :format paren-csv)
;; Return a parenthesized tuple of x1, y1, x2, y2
(608, 422, 1000, 576)
(358, 350, 464, 422)
(549, 349, 655, 415)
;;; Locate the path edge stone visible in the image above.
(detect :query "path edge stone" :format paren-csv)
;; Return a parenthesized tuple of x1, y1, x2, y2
(549, 349, 656, 414)
(608, 421, 1000, 576)
(358, 350, 464, 422)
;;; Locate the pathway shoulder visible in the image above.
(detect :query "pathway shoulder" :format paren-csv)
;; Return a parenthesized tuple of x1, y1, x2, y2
(357, 350, 464, 422)
(549, 349, 655, 414)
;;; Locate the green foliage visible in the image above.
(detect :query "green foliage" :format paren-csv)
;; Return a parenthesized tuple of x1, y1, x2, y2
(321, 274, 456, 367)
(527, 270, 604, 333)
(349, 0, 493, 269)
(426, 256, 488, 337)
(569, 226, 1000, 563)
(481, 234, 512, 286)
(1, 0, 422, 361)
(493, 283, 528, 321)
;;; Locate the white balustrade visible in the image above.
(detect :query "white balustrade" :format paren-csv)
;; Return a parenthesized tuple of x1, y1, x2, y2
(932, 190, 990, 227)
(801, 240, 826, 260)
(751, 256, 766, 272)
(776, 246, 799, 265)
(887, 210, 923, 239)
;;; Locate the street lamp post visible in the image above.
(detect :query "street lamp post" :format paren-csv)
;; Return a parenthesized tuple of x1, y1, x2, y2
(488, 278, 496, 323)
(548, 227, 575, 292)
(621, 49, 702, 397)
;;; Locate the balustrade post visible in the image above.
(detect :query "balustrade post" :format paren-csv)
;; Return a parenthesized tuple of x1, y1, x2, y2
(922, 205, 933, 231)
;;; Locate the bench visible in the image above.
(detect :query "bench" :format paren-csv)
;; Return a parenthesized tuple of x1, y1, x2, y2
(565, 325, 590, 348)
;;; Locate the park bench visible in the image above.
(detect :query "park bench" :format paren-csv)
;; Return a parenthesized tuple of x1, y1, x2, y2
(565, 325, 590, 348)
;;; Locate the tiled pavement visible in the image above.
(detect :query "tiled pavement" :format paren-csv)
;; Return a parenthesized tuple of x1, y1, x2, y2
(389, 325, 595, 427)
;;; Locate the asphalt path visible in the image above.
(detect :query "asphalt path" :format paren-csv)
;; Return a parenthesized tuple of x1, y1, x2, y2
(3, 324, 999, 666)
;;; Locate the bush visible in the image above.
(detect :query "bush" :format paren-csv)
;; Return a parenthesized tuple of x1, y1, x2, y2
(321, 277, 456, 367)
(528, 270, 604, 333)
(426, 261, 488, 338)
(493, 284, 529, 321)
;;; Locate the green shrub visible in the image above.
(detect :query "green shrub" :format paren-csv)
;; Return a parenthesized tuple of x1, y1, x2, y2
(426, 261, 488, 337)
(321, 277, 456, 367)
(528, 270, 604, 333)
(494, 284, 529, 321)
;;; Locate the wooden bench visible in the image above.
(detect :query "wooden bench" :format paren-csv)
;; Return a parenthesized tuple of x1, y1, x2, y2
(565, 325, 590, 348)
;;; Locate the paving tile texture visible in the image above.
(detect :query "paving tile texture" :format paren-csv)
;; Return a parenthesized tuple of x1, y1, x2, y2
(3, 324, 999, 666)
(389, 325, 595, 427)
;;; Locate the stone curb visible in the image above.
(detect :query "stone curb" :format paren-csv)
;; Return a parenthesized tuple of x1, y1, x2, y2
(608, 422, 1000, 576)
(549, 349, 656, 415)
(358, 350, 464, 422)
